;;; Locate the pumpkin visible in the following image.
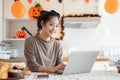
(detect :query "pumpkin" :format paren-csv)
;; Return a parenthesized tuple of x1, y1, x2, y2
(104, 0, 119, 14)
(16, 30, 26, 38)
(46, 0, 50, 2)
(27, 0, 32, 3)
(11, 0, 26, 18)
(28, 3, 43, 20)
(84, 0, 89, 3)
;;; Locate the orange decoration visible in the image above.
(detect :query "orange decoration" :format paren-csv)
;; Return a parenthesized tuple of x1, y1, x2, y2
(27, 0, 32, 3)
(63, 54, 68, 61)
(16, 30, 26, 38)
(104, 0, 119, 14)
(46, 0, 50, 2)
(28, 3, 43, 20)
(84, 0, 89, 3)
(11, 0, 26, 18)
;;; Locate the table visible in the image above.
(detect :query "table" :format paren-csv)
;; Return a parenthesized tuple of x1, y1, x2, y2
(24, 70, 120, 80)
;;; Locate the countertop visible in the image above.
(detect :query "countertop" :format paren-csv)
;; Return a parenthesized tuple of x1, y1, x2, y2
(0, 58, 25, 62)
(0, 58, 109, 63)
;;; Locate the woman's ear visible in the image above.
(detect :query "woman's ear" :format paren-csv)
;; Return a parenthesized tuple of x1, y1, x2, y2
(41, 21, 45, 28)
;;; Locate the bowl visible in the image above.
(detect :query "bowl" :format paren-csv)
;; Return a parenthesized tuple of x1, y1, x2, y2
(116, 65, 120, 73)
(8, 70, 23, 78)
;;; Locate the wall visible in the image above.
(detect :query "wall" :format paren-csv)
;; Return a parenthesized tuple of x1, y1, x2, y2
(98, 0, 120, 59)
(0, 0, 3, 42)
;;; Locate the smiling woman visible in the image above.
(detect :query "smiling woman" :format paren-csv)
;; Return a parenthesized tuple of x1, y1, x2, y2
(24, 10, 65, 73)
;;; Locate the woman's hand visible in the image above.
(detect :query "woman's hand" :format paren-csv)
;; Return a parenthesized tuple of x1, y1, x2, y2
(48, 64, 65, 73)
(55, 64, 65, 70)
(38, 64, 66, 73)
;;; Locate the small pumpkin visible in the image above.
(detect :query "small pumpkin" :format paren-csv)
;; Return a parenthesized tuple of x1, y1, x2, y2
(16, 30, 26, 38)
(27, 0, 32, 3)
(28, 3, 43, 20)
(84, 0, 89, 3)
(11, 0, 26, 18)
(46, 0, 50, 2)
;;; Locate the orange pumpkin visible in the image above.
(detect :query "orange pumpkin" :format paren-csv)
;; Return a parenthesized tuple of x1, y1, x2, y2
(84, 0, 89, 3)
(11, 0, 26, 18)
(28, 3, 43, 20)
(16, 30, 26, 38)
(27, 0, 32, 3)
(104, 0, 119, 14)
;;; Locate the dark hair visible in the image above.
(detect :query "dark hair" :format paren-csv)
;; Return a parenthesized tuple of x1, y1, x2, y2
(37, 10, 60, 30)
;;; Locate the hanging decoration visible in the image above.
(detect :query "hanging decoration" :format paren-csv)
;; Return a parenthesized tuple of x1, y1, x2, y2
(84, 0, 89, 3)
(104, 0, 119, 14)
(11, 0, 26, 18)
(27, 0, 32, 3)
(28, 3, 43, 20)
(54, 16, 65, 40)
(46, 0, 50, 2)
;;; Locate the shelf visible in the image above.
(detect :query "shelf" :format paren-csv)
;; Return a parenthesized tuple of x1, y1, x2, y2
(2, 38, 25, 42)
(4, 18, 36, 22)
(64, 17, 101, 28)
(0, 58, 25, 62)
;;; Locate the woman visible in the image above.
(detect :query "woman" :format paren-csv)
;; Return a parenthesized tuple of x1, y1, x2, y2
(24, 10, 65, 73)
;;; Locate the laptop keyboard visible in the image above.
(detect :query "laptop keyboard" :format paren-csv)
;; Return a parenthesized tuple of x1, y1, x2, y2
(26, 70, 120, 80)
(50, 71, 120, 80)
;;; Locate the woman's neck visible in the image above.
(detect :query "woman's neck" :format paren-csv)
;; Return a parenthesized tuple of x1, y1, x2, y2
(39, 33, 51, 41)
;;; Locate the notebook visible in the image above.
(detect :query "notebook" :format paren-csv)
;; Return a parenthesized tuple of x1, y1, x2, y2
(59, 51, 99, 75)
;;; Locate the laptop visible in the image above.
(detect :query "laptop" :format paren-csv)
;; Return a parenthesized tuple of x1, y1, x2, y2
(59, 51, 99, 75)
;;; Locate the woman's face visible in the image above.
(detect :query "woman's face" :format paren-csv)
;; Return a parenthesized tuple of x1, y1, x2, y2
(42, 16, 60, 37)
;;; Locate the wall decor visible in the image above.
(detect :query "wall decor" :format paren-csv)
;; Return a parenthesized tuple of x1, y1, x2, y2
(16, 30, 26, 38)
(27, 0, 32, 3)
(46, 0, 50, 2)
(104, 0, 119, 14)
(84, 0, 89, 3)
(28, 3, 43, 20)
(11, 0, 26, 18)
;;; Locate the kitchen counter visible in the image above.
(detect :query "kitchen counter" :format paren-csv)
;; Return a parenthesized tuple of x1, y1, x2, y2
(0, 58, 25, 62)
(0, 58, 109, 63)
